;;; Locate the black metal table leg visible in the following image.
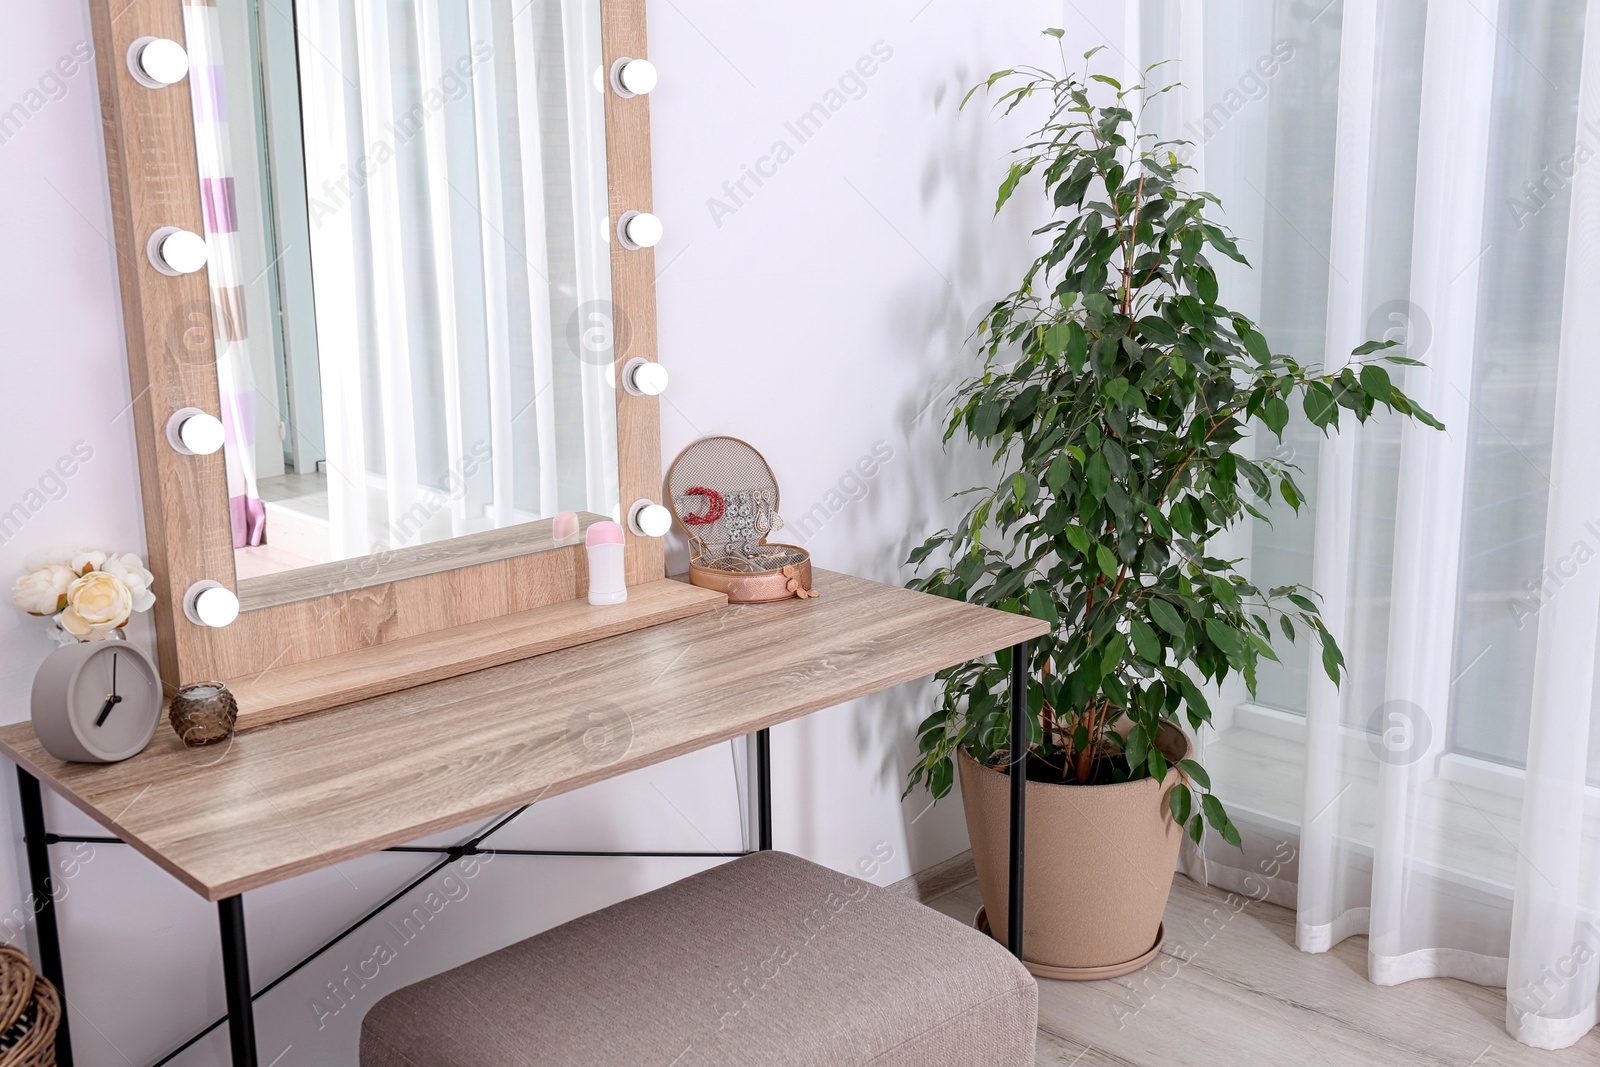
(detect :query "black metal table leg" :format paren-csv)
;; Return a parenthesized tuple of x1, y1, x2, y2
(217, 896, 258, 1067)
(755, 728, 773, 851)
(17, 768, 73, 1066)
(1007, 640, 1028, 959)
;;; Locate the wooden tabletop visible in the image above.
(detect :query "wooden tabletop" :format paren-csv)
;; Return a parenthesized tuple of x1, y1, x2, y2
(0, 571, 1047, 901)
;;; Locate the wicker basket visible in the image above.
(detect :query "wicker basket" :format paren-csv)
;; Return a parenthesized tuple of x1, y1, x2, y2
(0, 944, 59, 1067)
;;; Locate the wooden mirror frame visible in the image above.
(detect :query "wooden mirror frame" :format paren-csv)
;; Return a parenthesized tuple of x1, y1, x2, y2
(92, 0, 720, 728)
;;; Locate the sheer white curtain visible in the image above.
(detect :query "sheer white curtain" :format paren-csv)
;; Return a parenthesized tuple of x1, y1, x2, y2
(294, 0, 618, 559)
(1139, 0, 1600, 1048)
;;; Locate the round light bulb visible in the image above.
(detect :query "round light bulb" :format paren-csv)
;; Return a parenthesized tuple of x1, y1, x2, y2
(618, 58, 658, 96)
(167, 408, 225, 455)
(621, 211, 663, 250)
(129, 37, 190, 88)
(185, 582, 240, 628)
(149, 227, 208, 276)
(623, 358, 669, 397)
(628, 500, 673, 538)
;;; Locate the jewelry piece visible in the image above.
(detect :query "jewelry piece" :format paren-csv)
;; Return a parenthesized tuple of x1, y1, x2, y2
(724, 491, 757, 556)
(681, 486, 724, 526)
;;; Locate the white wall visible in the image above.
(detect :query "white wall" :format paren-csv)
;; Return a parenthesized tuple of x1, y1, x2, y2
(0, 2, 1105, 1063)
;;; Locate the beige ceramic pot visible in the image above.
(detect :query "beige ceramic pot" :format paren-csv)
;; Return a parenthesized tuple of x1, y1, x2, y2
(958, 721, 1190, 980)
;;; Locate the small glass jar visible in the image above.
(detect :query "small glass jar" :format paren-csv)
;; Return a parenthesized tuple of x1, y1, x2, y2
(169, 681, 238, 746)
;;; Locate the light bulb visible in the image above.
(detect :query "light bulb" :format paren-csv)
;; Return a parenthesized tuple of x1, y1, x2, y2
(167, 408, 225, 455)
(148, 227, 208, 276)
(628, 500, 673, 538)
(129, 37, 190, 88)
(615, 58, 658, 96)
(622, 358, 669, 397)
(185, 582, 240, 628)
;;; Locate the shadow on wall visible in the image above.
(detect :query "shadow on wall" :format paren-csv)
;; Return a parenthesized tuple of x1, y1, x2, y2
(847, 58, 1054, 858)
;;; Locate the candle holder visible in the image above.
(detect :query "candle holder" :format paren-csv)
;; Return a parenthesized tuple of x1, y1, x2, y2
(169, 680, 238, 746)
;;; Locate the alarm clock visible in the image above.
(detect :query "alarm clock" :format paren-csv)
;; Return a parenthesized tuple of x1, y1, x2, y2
(31, 641, 163, 763)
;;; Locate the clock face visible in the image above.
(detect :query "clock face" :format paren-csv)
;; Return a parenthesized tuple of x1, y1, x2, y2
(32, 641, 163, 763)
(69, 645, 162, 761)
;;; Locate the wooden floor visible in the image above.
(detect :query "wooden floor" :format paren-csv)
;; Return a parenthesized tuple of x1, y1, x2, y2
(914, 859, 1600, 1066)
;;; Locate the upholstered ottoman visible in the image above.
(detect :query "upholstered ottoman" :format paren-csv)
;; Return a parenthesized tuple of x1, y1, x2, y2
(360, 850, 1037, 1066)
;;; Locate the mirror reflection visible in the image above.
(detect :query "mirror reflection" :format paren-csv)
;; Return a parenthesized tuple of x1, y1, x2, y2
(183, 1, 621, 596)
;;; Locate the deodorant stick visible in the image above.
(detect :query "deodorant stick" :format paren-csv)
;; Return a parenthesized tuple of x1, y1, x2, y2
(586, 521, 627, 605)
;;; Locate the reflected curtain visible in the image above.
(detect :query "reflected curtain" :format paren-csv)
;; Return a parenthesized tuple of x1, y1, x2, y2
(293, 0, 618, 559)
(1139, 0, 1600, 1049)
(182, 0, 267, 549)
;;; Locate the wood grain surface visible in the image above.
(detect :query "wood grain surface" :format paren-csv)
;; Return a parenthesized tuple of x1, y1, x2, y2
(236, 512, 614, 611)
(229, 578, 726, 729)
(0, 572, 1047, 901)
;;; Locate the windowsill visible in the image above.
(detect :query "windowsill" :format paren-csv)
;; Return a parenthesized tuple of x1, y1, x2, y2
(1230, 702, 1600, 802)
(1206, 705, 1600, 900)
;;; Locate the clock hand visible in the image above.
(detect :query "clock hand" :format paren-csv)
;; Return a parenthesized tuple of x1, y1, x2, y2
(95, 652, 123, 727)
(94, 694, 122, 727)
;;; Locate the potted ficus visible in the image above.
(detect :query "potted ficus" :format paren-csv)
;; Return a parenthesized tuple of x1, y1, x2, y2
(905, 40, 1442, 978)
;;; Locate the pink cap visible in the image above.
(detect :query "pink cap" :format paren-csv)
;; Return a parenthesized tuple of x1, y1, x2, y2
(552, 511, 579, 540)
(586, 520, 625, 547)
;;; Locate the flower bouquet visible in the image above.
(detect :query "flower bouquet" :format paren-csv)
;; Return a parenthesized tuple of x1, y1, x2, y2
(10, 551, 157, 643)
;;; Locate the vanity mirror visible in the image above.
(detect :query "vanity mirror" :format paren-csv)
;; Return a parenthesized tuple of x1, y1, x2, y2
(92, 0, 715, 728)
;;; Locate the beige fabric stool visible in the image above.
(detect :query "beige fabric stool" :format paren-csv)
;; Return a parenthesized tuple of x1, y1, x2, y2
(360, 850, 1037, 1066)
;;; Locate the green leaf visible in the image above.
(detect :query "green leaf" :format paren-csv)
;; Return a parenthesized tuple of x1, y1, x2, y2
(1064, 524, 1090, 553)
(996, 161, 1027, 214)
(1085, 452, 1111, 501)
(1359, 363, 1393, 401)
(1201, 794, 1242, 847)
(1095, 543, 1119, 578)
(1027, 585, 1059, 626)
(1149, 598, 1186, 638)
(1146, 748, 1169, 782)
(1042, 321, 1075, 357)
(1045, 451, 1074, 493)
(1125, 724, 1149, 769)
(1137, 316, 1178, 344)
(1204, 618, 1245, 662)
(1261, 396, 1290, 437)
(1304, 379, 1340, 426)
(1179, 227, 1203, 265)
(1279, 477, 1301, 510)
(1130, 618, 1162, 662)
(1169, 783, 1192, 825)
(1179, 759, 1211, 789)
(1102, 631, 1128, 670)
(1239, 326, 1272, 365)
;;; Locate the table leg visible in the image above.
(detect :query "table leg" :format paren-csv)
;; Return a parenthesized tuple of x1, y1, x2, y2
(755, 728, 773, 851)
(217, 896, 258, 1067)
(17, 768, 73, 1066)
(1007, 640, 1028, 959)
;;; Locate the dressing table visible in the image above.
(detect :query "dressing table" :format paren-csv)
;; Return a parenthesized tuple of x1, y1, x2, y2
(9, 1, 1048, 1063)
(3, 572, 1044, 1065)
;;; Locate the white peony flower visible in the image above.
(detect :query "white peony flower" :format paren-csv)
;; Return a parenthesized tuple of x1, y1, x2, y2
(10, 565, 76, 616)
(101, 553, 157, 613)
(59, 571, 134, 641)
(70, 550, 108, 576)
